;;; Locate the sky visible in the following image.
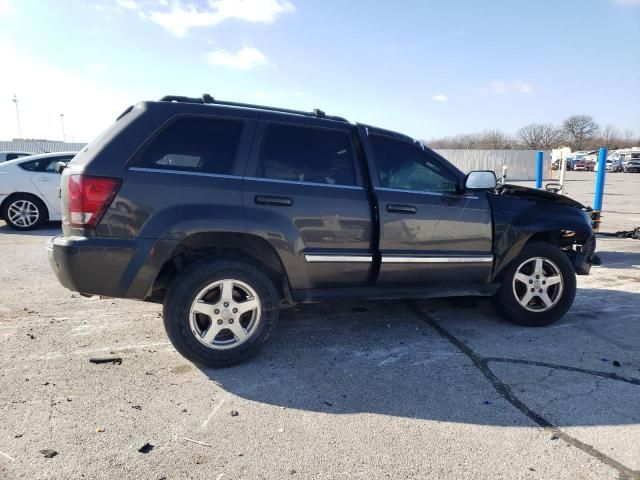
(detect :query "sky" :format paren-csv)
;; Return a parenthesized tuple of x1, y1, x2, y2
(0, 0, 639, 143)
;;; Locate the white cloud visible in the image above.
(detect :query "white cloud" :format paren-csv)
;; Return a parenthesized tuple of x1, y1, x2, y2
(432, 93, 448, 102)
(149, 0, 294, 37)
(0, 0, 14, 15)
(206, 46, 268, 70)
(116, 0, 139, 9)
(480, 80, 534, 95)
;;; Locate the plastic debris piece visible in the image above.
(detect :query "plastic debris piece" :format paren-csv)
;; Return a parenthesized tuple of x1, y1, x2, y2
(138, 443, 153, 454)
(40, 449, 58, 458)
(89, 357, 122, 365)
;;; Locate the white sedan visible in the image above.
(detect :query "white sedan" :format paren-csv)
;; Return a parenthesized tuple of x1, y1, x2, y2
(0, 152, 76, 230)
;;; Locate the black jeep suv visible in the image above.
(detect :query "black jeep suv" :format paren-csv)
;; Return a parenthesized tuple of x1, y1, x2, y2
(48, 95, 596, 367)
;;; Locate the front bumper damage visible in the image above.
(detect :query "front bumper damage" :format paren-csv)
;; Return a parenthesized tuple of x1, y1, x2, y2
(568, 235, 597, 275)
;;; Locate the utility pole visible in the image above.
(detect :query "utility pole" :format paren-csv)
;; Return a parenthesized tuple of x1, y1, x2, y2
(12, 94, 23, 138)
(60, 113, 66, 142)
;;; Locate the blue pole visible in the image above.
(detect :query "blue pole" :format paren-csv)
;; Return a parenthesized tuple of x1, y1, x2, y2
(535, 151, 543, 189)
(593, 147, 608, 212)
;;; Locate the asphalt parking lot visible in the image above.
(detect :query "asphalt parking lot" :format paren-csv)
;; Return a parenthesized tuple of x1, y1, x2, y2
(1, 172, 639, 480)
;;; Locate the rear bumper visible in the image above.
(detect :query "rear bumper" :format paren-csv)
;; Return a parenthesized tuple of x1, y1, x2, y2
(47, 235, 177, 299)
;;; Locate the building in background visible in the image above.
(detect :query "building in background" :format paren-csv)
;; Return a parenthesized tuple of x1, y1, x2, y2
(0, 139, 86, 154)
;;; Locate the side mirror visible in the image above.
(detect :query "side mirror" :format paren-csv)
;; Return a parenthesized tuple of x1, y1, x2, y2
(465, 170, 497, 190)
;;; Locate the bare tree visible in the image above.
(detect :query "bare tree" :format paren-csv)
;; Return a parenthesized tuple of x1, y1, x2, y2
(597, 124, 626, 149)
(516, 123, 565, 149)
(477, 129, 514, 149)
(427, 131, 515, 149)
(425, 114, 636, 150)
(562, 115, 599, 150)
(624, 129, 636, 144)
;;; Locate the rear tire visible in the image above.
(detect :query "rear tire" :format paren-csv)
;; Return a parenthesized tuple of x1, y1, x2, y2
(163, 258, 280, 367)
(2, 194, 47, 231)
(492, 241, 576, 327)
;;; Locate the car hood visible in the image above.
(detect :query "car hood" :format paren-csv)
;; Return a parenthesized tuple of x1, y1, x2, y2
(497, 184, 587, 209)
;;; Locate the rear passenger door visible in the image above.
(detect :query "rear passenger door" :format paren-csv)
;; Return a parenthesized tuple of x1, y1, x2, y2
(366, 132, 493, 285)
(243, 118, 373, 291)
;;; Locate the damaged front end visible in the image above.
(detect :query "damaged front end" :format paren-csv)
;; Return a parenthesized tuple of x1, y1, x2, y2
(489, 185, 598, 280)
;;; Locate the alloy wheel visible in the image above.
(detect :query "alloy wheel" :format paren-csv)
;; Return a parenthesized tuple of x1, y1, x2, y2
(512, 257, 564, 312)
(7, 200, 39, 228)
(189, 279, 262, 350)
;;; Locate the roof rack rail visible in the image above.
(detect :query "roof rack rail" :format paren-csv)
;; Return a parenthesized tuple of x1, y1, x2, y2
(159, 94, 347, 122)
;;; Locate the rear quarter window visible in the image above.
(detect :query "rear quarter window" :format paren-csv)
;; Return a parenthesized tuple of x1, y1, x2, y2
(133, 116, 244, 175)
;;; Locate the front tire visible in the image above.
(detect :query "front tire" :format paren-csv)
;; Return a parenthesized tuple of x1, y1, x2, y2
(492, 241, 577, 326)
(163, 258, 280, 367)
(2, 194, 47, 230)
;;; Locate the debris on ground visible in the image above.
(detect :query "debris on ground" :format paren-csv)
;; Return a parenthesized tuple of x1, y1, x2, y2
(96, 427, 105, 433)
(138, 443, 154, 454)
(183, 437, 212, 448)
(230, 410, 239, 417)
(598, 227, 640, 239)
(550, 434, 560, 440)
(40, 449, 58, 458)
(323, 401, 333, 407)
(613, 360, 621, 367)
(89, 357, 122, 365)
(131, 405, 142, 410)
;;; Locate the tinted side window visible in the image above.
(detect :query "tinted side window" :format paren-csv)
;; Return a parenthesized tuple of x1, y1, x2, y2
(259, 124, 356, 186)
(136, 117, 244, 174)
(19, 159, 47, 172)
(370, 135, 458, 193)
(7, 153, 29, 161)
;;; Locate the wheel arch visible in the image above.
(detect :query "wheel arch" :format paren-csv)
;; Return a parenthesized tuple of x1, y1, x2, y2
(148, 231, 293, 304)
(492, 227, 593, 281)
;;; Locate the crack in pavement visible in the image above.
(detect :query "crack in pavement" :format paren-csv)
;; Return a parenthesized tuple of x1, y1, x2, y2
(484, 358, 640, 386)
(405, 300, 640, 480)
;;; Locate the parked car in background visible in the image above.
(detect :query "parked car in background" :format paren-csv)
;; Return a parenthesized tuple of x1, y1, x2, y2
(573, 159, 593, 171)
(0, 151, 32, 163)
(47, 95, 597, 367)
(619, 149, 640, 172)
(0, 152, 77, 230)
(594, 158, 623, 172)
(625, 158, 640, 173)
(565, 152, 591, 171)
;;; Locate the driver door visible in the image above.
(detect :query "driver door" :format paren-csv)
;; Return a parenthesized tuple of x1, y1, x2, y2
(366, 133, 493, 285)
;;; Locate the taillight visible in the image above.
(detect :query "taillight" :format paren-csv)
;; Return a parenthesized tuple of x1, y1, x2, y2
(67, 175, 121, 228)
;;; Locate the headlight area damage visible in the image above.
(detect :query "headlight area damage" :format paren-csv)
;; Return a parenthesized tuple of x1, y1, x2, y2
(490, 184, 597, 280)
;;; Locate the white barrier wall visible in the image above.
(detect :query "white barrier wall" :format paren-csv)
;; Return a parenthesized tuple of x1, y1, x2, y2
(435, 149, 551, 181)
